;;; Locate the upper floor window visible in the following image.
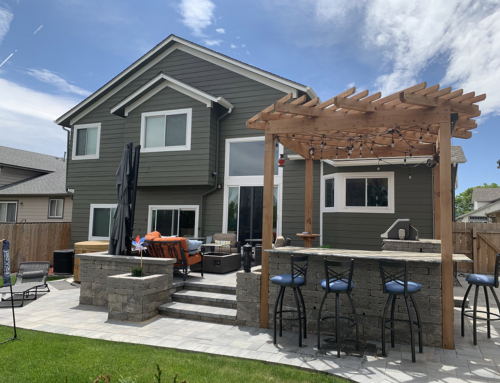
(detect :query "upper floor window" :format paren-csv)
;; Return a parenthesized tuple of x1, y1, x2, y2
(321, 171, 394, 213)
(140, 109, 192, 153)
(89, 204, 117, 240)
(73, 123, 101, 160)
(48, 199, 64, 218)
(0, 201, 17, 223)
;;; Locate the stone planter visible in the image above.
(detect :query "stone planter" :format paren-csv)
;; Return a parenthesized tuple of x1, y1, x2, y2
(107, 273, 169, 322)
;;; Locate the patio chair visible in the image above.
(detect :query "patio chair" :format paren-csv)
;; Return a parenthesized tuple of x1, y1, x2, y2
(145, 232, 203, 281)
(1, 261, 50, 307)
(212, 233, 241, 254)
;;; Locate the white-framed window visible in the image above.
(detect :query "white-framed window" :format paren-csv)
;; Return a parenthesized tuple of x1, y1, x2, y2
(88, 204, 117, 240)
(148, 205, 199, 238)
(48, 199, 64, 218)
(0, 201, 17, 223)
(321, 171, 395, 214)
(140, 109, 192, 153)
(72, 123, 101, 160)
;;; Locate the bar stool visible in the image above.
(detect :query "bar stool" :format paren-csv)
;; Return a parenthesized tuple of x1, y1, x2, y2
(461, 253, 500, 345)
(271, 255, 309, 347)
(317, 258, 359, 357)
(380, 260, 423, 363)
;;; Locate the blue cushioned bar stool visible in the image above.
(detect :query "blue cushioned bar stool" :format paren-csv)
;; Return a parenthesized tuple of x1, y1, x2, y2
(380, 260, 423, 363)
(317, 258, 359, 357)
(271, 255, 309, 347)
(461, 254, 500, 345)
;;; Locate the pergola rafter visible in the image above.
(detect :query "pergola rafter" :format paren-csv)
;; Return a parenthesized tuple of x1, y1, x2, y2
(246, 82, 485, 351)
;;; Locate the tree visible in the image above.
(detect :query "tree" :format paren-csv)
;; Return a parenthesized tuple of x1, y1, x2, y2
(455, 183, 499, 217)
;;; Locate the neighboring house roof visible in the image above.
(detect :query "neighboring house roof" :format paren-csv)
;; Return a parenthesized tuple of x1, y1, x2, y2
(0, 146, 70, 196)
(457, 197, 500, 220)
(55, 34, 317, 126)
(110, 72, 234, 117)
(451, 146, 467, 164)
(471, 188, 500, 203)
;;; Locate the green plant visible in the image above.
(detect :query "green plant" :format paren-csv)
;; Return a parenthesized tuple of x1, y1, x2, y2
(131, 267, 144, 277)
(154, 363, 162, 383)
(118, 376, 137, 383)
(318, 244, 331, 249)
(93, 374, 111, 383)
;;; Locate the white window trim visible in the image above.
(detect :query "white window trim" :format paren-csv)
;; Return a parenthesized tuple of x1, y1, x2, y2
(88, 204, 117, 241)
(48, 198, 64, 218)
(321, 171, 395, 214)
(222, 136, 283, 236)
(147, 205, 199, 237)
(140, 109, 192, 153)
(72, 123, 101, 160)
(0, 201, 17, 223)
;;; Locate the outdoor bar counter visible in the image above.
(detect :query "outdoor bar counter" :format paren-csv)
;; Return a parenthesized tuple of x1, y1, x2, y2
(265, 247, 472, 347)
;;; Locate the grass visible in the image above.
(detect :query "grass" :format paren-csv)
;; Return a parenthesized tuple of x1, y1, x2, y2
(0, 326, 346, 383)
(0, 275, 67, 287)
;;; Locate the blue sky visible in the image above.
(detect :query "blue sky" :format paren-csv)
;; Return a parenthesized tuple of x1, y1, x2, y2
(0, 0, 498, 193)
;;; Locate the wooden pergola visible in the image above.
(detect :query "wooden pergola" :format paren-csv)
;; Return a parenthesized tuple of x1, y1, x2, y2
(246, 82, 485, 350)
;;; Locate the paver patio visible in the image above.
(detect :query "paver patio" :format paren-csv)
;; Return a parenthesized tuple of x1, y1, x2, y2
(0, 275, 499, 382)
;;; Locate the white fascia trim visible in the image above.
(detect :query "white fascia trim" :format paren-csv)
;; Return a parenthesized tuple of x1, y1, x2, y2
(88, 204, 117, 241)
(57, 36, 312, 125)
(72, 123, 101, 161)
(112, 73, 234, 116)
(147, 205, 199, 237)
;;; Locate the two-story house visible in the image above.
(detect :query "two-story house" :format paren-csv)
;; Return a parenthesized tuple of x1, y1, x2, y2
(55, 35, 466, 250)
(0, 146, 72, 222)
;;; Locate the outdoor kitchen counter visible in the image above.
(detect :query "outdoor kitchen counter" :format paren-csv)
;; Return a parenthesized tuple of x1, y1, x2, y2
(263, 246, 470, 348)
(265, 246, 472, 263)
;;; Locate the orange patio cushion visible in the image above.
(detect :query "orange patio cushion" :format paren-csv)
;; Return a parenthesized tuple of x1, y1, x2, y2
(145, 231, 161, 241)
(175, 253, 202, 267)
(153, 237, 189, 254)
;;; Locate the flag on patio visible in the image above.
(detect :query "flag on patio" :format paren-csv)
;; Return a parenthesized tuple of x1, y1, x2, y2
(2, 240, 11, 287)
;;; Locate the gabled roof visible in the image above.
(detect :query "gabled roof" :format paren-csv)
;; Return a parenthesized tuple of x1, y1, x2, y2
(451, 146, 467, 164)
(0, 146, 70, 196)
(55, 34, 316, 126)
(457, 197, 500, 219)
(472, 188, 500, 203)
(110, 72, 233, 117)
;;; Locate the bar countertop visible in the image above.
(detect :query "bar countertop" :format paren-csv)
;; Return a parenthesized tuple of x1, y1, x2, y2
(266, 246, 472, 263)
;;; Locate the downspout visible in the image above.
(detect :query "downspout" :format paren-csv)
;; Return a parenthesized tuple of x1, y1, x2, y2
(199, 109, 231, 235)
(62, 126, 71, 192)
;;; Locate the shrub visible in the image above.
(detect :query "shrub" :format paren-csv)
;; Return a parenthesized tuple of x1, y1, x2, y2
(131, 267, 144, 277)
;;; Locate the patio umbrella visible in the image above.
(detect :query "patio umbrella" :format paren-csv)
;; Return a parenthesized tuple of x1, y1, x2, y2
(108, 144, 132, 255)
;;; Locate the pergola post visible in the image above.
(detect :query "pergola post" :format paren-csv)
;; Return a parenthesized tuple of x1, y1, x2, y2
(305, 157, 313, 236)
(433, 166, 441, 239)
(260, 133, 275, 328)
(439, 119, 454, 350)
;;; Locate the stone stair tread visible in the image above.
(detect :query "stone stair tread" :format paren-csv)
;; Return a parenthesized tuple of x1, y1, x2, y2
(184, 281, 236, 292)
(172, 289, 237, 303)
(159, 302, 236, 319)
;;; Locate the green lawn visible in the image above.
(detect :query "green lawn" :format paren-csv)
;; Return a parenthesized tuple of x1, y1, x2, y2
(0, 326, 346, 383)
(0, 275, 67, 287)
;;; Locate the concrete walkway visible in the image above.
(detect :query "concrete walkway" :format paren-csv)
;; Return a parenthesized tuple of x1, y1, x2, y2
(0, 276, 499, 382)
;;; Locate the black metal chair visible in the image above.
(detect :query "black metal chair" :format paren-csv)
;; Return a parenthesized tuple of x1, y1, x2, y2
(271, 255, 309, 347)
(461, 253, 500, 345)
(317, 258, 359, 357)
(379, 259, 423, 363)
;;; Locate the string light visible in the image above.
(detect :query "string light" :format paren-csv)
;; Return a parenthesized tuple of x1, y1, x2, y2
(419, 128, 423, 144)
(391, 139, 395, 148)
(426, 127, 430, 136)
(377, 159, 380, 171)
(409, 172, 412, 180)
(404, 152, 407, 165)
(335, 149, 338, 159)
(399, 131, 403, 141)
(359, 151, 362, 158)
(370, 147, 374, 155)
(348, 152, 350, 159)
(292, 134, 295, 140)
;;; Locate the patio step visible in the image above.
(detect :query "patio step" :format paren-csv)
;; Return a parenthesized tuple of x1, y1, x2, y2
(183, 281, 236, 295)
(172, 290, 237, 309)
(159, 301, 237, 325)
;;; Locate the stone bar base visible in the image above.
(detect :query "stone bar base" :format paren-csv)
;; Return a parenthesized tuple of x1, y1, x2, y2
(236, 266, 262, 327)
(268, 252, 443, 347)
(107, 274, 169, 322)
(383, 239, 441, 253)
(77, 252, 175, 307)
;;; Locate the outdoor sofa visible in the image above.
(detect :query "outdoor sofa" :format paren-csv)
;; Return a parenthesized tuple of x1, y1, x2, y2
(0, 261, 50, 307)
(212, 233, 241, 254)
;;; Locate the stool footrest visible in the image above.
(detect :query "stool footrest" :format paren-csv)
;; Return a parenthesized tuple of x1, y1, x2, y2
(463, 310, 500, 322)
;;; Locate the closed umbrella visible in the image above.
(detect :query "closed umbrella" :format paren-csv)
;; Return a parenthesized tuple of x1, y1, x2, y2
(108, 145, 131, 255)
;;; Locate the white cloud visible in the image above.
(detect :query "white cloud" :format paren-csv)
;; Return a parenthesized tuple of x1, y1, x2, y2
(346, 82, 355, 89)
(0, 6, 13, 45)
(33, 24, 43, 34)
(0, 52, 14, 68)
(215, 28, 225, 34)
(179, 0, 216, 37)
(26, 68, 91, 97)
(204, 39, 222, 46)
(0, 77, 81, 155)
(230, 44, 237, 49)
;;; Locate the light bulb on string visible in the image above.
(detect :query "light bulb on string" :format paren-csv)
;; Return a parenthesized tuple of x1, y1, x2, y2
(335, 150, 338, 159)
(419, 128, 423, 144)
(391, 139, 394, 148)
(409, 172, 412, 180)
(377, 159, 380, 171)
(399, 131, 403, 141)
(347, 152, 350, 159)
(292, 134, 295, 140)
(359, 151, 362, 158)
(426, 127, 430, 136)
(370, 147, 374, 155)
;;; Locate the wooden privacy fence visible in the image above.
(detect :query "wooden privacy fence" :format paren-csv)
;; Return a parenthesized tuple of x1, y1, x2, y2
(0, 222, 71, 273)
(453, 222, 500, 274)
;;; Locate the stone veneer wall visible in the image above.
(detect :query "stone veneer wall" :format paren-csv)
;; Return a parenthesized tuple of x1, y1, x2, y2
(236, 266, 262, 327)
(78, 252, 175, 307)
(383, 239, 441, 253)
(267, 252, 443, 347)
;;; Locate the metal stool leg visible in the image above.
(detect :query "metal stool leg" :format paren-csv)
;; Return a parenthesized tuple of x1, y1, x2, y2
(404, 295, 415, 363)
(298, 287, 307, 339)
(347, 292, 359, 351)
(335, 292, 340, 358)
(390, 295, 397, 348)
(292, 287, 302, 347)
(279, 286, 285, 337)
(483, 286, 491, 338)
(317, 292, 328, 350)
(381, 294, 392, 357)
(489, 286, 500, 310)
(461, 284, 472, 337)
(473, 285, 479, 345)
(273, 286, 284, 345)
(409, 294, 423, 353)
